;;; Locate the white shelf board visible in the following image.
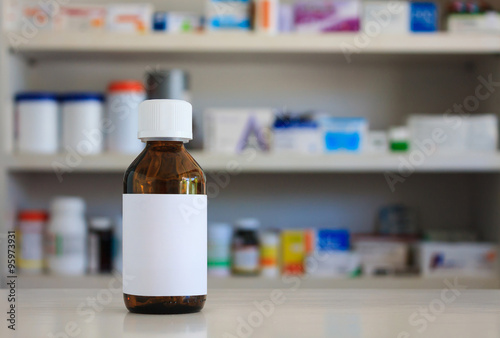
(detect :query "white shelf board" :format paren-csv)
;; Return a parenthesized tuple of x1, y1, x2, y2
(8, 32, 500, 55)
(17, 274, 500, 289)
(6, 152, 500, 173)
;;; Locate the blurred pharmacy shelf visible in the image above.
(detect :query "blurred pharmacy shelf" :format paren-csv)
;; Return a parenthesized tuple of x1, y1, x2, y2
(17, 275, 500, 289)
(8, 32, 500, 55)
(7, 152, 500, 173)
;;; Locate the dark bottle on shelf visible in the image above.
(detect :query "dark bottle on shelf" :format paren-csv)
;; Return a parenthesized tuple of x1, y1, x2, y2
(123, 99, 207, 314)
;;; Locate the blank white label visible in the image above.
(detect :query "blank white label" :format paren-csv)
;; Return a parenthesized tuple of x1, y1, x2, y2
(123, 194, 207, 297)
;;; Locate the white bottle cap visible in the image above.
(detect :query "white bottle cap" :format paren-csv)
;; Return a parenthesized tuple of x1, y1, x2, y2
(138, 99, 192, 141)
(51, 197, 86, 214)
(90, 217, 112, 231)
(235, 218, 260, 230)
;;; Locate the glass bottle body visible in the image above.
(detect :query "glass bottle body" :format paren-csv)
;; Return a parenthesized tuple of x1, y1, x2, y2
(123, 141, 206, 314)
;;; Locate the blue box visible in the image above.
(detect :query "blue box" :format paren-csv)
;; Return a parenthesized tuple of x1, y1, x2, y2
(410, 2, 438, 32)
(318, 117, 368, 152)
(316, 229, 350, 251)
(206, 0, 251, 31)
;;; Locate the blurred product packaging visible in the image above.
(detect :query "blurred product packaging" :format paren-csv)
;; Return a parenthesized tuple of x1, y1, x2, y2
(365, 130, 389, 153)
(260, 231, 280, 277)
(418, 242, 499, 278)
(15, 92, 59, 154)
(294, 0, 361, 32)
(318, 116, 368, 152)
(353, 235, 414, 276)
(232, 218, 261, 276)
(88, 217, 113, 274)
(281, 230, 306, 275)
(52, 4, 106, 32)
(46, 197, 87, 276)
(208, 223, 233, 277)
(254, 0, 280, 34)
(362, 1, 410, 35)
(152, 11, 202, 33)
(17, 210, 48, 274)
(305, 229, 360, 277)
(410, 2, 439, 32)
(408, 114, 498, 153)
(203, 108, 274, 153)
(106, 80, 146, 154)
(205, 0, 252, 31)
(272, 113, 322, 154)
(107, 4, 152, 33)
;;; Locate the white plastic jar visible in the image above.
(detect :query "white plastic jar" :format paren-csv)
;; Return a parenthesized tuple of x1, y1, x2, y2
(16, 92, 59, 154)
(208, 223, 233, 277)
(61, 93, 104, 155)
(46, 197, 87, 275)
(106, 80, 146, 153)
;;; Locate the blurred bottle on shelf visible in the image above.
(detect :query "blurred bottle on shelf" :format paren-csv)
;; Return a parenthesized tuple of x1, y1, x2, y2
(144, 69, 202, 149)
(260, 231, 279, 277)
(106, 80, 146, 154)
(15, 92, 59, 154)
(17, 210, 48, 274)
(61, 93, 105, 155)
(232, 218, 261, 276)
(46, 197, 87, 275)
(88, 217, 113, 274)
(208, 223, 233, 277)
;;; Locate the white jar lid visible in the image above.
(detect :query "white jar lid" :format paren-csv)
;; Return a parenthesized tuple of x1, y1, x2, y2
(90, 217, 112, 231)
(235, 218, 260, 230)
(208, 223, 233, 239)
(51, 197, 86, 214)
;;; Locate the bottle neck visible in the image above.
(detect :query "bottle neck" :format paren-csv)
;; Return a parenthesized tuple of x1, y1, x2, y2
(145, 140, 186, 151)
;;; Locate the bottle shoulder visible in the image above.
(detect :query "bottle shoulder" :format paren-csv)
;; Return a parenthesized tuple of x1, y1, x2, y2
(124, 146, 206, 194)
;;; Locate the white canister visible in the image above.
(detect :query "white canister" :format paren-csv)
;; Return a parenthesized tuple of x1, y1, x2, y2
(106, 80, 145, 153)
(61, 93, 104, 155)
(46, 197, 87, 275)
(16, 92, 59, 154)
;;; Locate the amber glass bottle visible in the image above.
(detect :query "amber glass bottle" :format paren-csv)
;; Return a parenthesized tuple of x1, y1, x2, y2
(123, 100, 207, 314)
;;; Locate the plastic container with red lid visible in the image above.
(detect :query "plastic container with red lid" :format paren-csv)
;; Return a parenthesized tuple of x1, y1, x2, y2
(17, 210, 48, 274)
(108, 80, 144, 93)
(106, 80, 146, 153)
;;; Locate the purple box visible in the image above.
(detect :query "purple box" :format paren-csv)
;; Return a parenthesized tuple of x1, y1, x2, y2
(294, 1, 360, 32)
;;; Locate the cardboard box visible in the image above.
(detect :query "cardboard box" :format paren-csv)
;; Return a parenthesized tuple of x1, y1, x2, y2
(203, 108, 275, 154)
(281, 230, 306, 275)
(107, 4, 152, 33)
(408, 114, 498, 153)
(53, 5, 106, 32)
(318, 117, 368, 152)
(362, 1, 410, 34)
(448, 12, 500, 34)
(418, 242, 498, 278)
(354, 238, 410, 275)
(206, 0, 251, 31)
(294, 0, 361, 33)
(410, 2, 438, 32)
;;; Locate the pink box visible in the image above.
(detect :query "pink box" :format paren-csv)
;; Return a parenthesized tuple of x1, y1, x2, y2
(294, 1, 360, 32)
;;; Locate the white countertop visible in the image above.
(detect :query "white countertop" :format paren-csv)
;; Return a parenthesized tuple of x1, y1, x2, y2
(2, 288, 500, 337)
